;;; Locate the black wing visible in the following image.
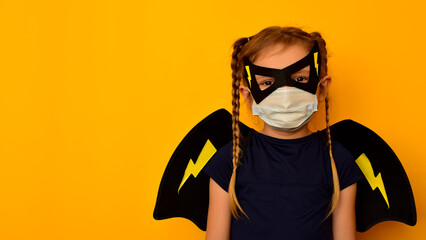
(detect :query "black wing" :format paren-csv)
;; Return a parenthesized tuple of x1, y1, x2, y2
(153, 109, 251, 230)
(325, 120, 417, 232)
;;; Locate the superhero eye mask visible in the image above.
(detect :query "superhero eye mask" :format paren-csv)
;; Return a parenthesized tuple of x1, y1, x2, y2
(243, 41, 321, 104)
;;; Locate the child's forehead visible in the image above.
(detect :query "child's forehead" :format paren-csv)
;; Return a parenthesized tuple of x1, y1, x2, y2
(253, 43, 309, 70)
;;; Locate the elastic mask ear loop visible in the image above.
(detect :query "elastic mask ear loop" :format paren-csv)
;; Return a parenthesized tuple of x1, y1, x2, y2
(241, 85, 252, 98)
(315, 76, 326, 99)
(317, 79, 322, 88)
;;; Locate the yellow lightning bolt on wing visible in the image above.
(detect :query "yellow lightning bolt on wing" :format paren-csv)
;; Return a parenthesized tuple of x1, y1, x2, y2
(178, 139, 217, 193)
(245, 65, 252, 87)
(355, 153, 390, 208)
(313, 52, 319, 76)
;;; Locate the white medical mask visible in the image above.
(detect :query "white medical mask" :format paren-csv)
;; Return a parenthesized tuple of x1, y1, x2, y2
(252, 87, 318, 131)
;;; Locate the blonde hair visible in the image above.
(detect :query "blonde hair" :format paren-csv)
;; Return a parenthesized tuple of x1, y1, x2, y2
(229, 26, 339, 219)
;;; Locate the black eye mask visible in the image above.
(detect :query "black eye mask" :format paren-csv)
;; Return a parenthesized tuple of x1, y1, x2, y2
(243, 41, 321, 104)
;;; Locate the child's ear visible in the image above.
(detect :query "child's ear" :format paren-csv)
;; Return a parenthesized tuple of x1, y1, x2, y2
(317, 75, 332, 102)
(239, 86, 253, 107)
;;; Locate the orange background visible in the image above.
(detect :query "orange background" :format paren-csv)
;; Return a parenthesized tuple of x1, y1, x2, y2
(0, 0, 425, 239)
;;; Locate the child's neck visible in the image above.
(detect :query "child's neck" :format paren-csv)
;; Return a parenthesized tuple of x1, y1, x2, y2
(260, 124, 312, 139)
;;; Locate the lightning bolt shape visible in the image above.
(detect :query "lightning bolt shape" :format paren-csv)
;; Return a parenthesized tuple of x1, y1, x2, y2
(355, 153, 390, 208)
(313, 52, 319, 76)
(178, 139, 217, 193)
(245, 65, 252, 87)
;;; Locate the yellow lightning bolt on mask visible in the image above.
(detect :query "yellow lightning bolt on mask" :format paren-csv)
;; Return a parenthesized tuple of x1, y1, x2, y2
(178, 139, 217, 193)
(313, 52, 319, 76)
(355, 153, 390, 208)
(245, 65, 252, 87)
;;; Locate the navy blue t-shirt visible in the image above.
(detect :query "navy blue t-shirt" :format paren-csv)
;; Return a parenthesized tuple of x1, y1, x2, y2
(203, 131, 364, 240)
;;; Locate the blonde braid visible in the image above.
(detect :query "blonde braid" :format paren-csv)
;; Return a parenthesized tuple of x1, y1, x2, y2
(311, 32, 341, 218)
(324, 96, 340, 218)
(229, 37, 249, 219)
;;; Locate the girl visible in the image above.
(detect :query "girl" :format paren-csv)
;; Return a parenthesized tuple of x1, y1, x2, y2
(203, 26, 364, 240)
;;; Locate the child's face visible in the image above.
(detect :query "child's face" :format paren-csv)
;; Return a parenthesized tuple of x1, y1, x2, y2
(253, 43, 310, 91)
(240, 42, 331, 106)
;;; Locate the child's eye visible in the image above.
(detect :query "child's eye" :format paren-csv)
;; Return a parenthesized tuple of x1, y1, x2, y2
(262, 80, 274, 86)
(256, 75, 275, 90)
(259, 79, 275, 90)
(293, 76, 309, 83)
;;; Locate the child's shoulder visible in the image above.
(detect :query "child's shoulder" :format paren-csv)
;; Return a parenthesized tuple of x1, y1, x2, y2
(331, 139, 354, 160)
(212, 140, 233, 161)
(202, 140, 234, 191)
